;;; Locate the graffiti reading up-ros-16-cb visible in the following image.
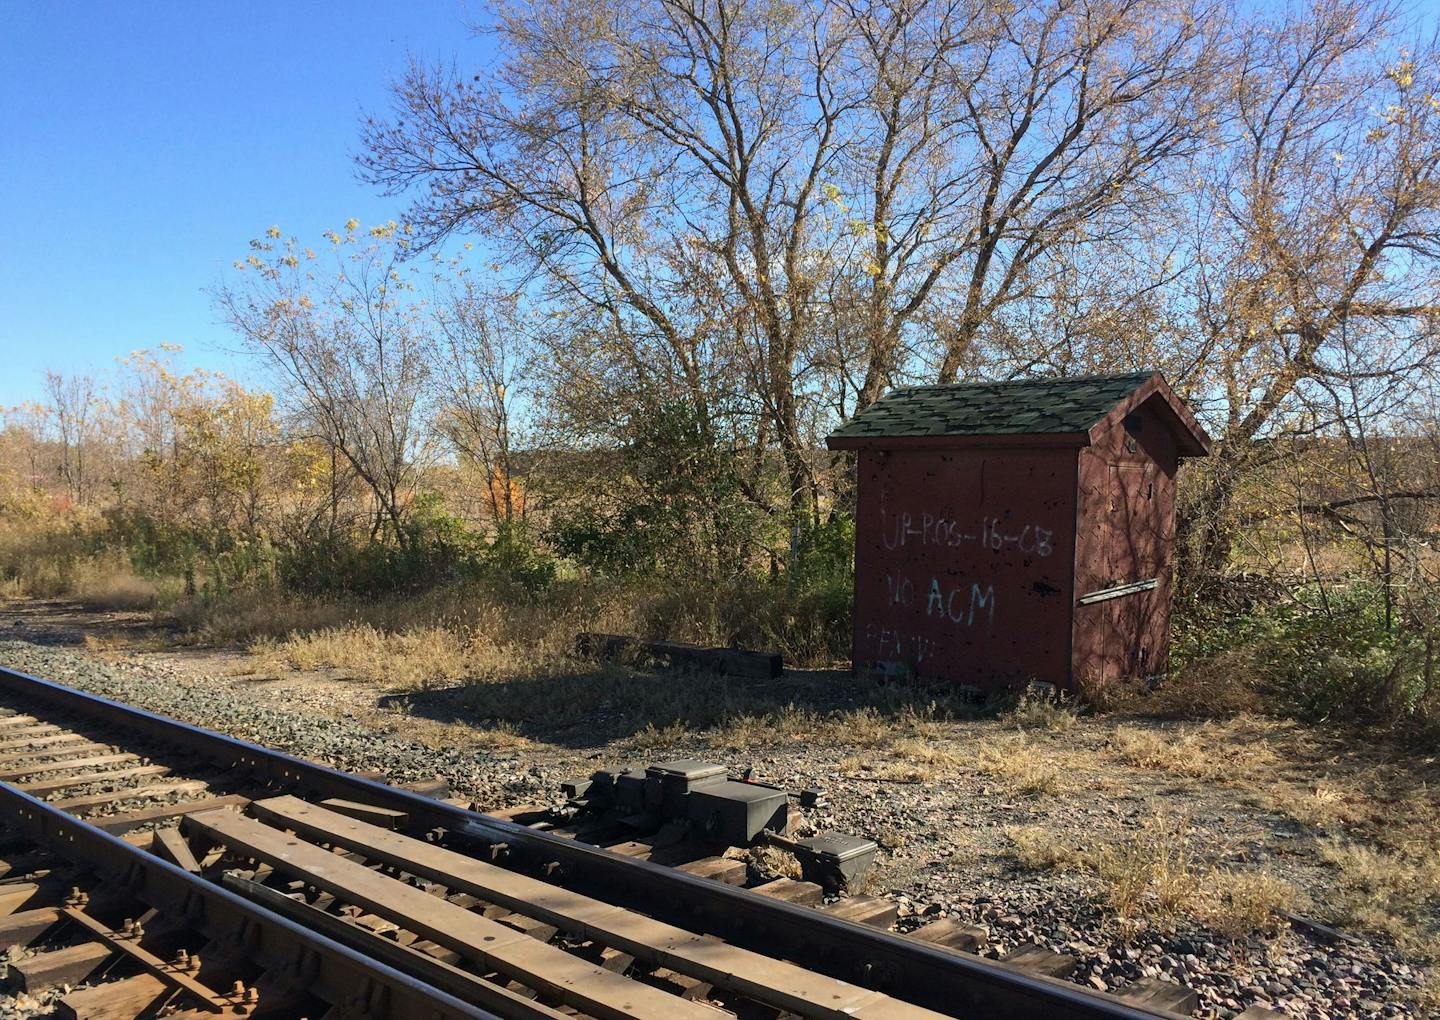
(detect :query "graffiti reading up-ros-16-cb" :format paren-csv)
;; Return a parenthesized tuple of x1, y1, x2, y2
(881, 510, 1055, 556)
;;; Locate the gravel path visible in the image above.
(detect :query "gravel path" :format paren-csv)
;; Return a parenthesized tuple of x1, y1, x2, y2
(0, 635, 1433, 1019)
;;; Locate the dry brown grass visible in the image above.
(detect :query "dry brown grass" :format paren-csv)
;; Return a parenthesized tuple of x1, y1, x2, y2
(1005, 814, 1295, 936)
(1320, 841, 1440, 960)
(1002, 693, 1080, 732)
(747, 844, 804, 881)
(1202, 869, 1298, 940)
(1090, 813, 1205, 921)
(976, 735, 1068, 796)
(82, 631, 171, 654)
(1004, 825, 1083, 872)
(72, 567, 161, 611)
(216, 581, 613, 690)
(1264, 778, 1360, 832)
(1106, 717, 1282, 781)
(250, 625, 479, 688)
(1146, 650, 1266, 718)
(841, 738, 967, 783)
(707, 703, 950, 752)
(0, 520, 165, 611)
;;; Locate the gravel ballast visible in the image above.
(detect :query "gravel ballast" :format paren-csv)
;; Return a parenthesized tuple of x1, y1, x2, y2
(0, 635, 1434, 1020)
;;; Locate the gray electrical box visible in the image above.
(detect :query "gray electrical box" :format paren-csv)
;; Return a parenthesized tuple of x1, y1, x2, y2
(588, 765, 649, 812)
(795, 832, 878, 890)
(687, 780, 788, 845)
(644, 759, 728, 815)
(613, 766, 648, 812)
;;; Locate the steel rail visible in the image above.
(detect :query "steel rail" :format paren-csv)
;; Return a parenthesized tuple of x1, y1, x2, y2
(0, 664, 1183, 1020)
(0, 778, 502, 1020)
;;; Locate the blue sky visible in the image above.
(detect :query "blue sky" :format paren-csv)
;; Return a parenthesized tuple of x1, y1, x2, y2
(0, 1, 487, 406)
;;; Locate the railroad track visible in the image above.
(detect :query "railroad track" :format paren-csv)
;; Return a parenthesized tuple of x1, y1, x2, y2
(0, 664, 1276, 1020)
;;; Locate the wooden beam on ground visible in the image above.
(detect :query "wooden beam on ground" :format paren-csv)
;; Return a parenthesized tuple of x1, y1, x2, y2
(0, 729, 74, 751)
(0, 724, 75, 742)
(186, 807, 726, 1020)
(1003, 944, 1079, 980)
(0, 906, 63, 946)
(395, 777, 451, 799)
(750, 878, 824, 906)
(0, 880, 47, 914)
(489, 804, 552, 824)
(576, 633, 783, 679)
(239, 796, 949, 1020)
(150, 827, 202, 872)
(318, 798, 408, 829)
(642, 967, 713, 1001)
(0, 741, 109, 766)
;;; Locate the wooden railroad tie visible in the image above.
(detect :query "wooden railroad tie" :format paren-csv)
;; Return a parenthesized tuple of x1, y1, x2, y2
(1002, 943, 1081, 980)
(904, 917, 989, 953)
(1114, 976, 1200, 1015)
(19, 763, 171, 797)
(0, 740, 110, 766)
(51, 780, 210, 814)
(819, 896, 898, 929)
(0, 728, 78, 751)
(675, 856, 747, 885)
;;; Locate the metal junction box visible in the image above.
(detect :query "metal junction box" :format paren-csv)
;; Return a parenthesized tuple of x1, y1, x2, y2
(826, 371, 1211, 693)
(687, 780, 789, 846)
(588, 765, 650, 813)
(644, 759, 728, 816)
(796, 832, 878, 890)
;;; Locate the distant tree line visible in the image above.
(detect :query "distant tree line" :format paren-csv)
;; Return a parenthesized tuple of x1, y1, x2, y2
(2, 0, 1438, 716)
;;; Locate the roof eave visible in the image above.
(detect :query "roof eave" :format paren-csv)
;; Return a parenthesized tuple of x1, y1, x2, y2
(1088, 372, 1213, 458)
(826, 432, 1092, 451)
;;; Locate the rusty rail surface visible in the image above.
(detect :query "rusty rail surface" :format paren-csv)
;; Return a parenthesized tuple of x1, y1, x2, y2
(0, 663, 1181, 1020)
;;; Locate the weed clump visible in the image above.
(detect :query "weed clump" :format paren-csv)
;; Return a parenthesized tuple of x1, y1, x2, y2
(1004, 814, 1296, 938)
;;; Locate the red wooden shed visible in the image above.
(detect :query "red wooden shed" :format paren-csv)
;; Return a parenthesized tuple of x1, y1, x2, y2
(826, 371, 1210, 693)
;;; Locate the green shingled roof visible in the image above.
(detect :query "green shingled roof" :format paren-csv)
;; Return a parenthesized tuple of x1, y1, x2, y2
(828, 371, 1156, 440)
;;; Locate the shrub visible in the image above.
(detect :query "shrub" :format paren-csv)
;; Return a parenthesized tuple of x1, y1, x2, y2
(1172, 583, 1437, 733)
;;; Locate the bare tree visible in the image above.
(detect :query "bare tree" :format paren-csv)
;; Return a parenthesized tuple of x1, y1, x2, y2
(214, 224, 435, 546)
(1174, 0, 1440, 586)
(432, 279, 532, 526)
(43, 371, 98, 506)
(359, 0, 1225, 534)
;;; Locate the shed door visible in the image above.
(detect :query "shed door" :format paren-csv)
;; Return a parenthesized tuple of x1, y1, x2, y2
(1098, 462, 1158, 682)
(1105, 463, 1157, 582)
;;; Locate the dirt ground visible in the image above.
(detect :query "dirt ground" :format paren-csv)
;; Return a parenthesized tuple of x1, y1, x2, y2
(2, 596, 1437, 1018)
